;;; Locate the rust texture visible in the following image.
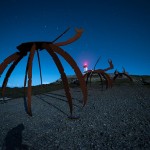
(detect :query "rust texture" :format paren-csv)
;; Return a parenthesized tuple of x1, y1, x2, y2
(55, 28, 83, 46)
(83, 58, 114, 89)
(0, 28, 87, 118)
(48, 43, 87, 107)
(113, 67, 133, 82)
(0, 53, 19, 76)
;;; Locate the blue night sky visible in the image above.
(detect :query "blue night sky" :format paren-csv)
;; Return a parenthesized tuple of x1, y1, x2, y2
(0, 0, 150, 87)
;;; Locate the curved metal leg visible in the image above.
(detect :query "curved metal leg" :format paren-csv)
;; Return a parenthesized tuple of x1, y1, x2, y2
(100, 72, 108, 89)
(89, 72, 93, 86)
(98, 73, 103, 89)
(0, 52, 19, 76)
(83, 73, 87, 84)
(123, 73, 133, 82)
(26, 44, 36, 116)
(103, 72, 112, 88)
(2, 53, 24, 98)
(55, 28, 83, 46)
(46, 48, 75, 117)
(83, 72, 89, 85)
(37, 50, 43, 85)
(44, 43, 87, 107)
(113, 74, 118, 81)
(24, 60, 29, 90)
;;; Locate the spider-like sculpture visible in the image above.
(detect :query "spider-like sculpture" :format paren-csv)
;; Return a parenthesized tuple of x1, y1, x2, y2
(113, 67, 133, 82)
(83, 56, 114, 89)
(0, 27, 87, 118)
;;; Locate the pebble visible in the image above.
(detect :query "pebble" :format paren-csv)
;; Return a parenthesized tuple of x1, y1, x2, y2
(0, 84, 150, 149)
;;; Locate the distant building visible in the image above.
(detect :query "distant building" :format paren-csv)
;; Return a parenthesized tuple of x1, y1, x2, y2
(83, 64, 88, 73)
(55, 75, 77, 84)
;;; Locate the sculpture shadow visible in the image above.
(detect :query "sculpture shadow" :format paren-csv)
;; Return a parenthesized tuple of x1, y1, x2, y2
(43, 93, 82, 105)
(35, 95, 69, 117)
(2, 123, 28, 150)
(35, 93, 81, 117)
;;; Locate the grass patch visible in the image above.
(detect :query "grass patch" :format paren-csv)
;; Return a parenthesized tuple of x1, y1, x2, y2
(0, 81, 81, 99)
(1, 75, 150, 98)
(112, 78, 134, 86)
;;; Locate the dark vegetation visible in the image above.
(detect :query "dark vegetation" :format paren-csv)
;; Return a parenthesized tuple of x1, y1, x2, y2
(0, 82, 78, 99)
(0, 75, 150, 99)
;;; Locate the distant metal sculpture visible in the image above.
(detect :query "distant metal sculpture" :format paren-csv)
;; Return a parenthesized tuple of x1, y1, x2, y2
(0, 27, 87, 118)
(141, 77, 150, 85)
(113, 67, 133, 82)
(83, 56, 114, 89)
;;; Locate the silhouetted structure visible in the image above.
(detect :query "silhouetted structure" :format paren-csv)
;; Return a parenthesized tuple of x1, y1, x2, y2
(113, 67, 133, 82)
(0, 28, 87, 118)
(83, 57, 114, 89)
(141, 77, 150, 85)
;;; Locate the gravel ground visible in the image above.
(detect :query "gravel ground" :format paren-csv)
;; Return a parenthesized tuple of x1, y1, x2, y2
(0, 84, 150, 150)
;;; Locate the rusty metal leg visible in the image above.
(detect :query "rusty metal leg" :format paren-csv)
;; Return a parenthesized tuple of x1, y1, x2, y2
(89, 72, 93, 86)
(113, 74, 118, 81)
(55, 28, 83, 46)
(86, 72, 91, 85)
(2, 53, 24, 100)
(98, 72, 109, 89)
(123, 73, 133, 82)
(83, 73, 89, 85)
(46, 48, 78, 118)
(23, 55, 30, 114)
(48, 44, 87, 106)
(0, 52, 20, 76)
(98, 73, 103, 90)
(26, 44, 36, 116)
(24, 60, 29, 93)
(83, 73, 87, 84)
(104, 72, 112, 88)
(36, 50, 43, 85)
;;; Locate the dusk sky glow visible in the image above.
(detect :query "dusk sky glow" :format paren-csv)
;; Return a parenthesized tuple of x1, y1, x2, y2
(0, 0, 150, 87)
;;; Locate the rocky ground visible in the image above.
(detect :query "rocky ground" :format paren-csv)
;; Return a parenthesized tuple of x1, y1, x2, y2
(0, 83, 150, 150)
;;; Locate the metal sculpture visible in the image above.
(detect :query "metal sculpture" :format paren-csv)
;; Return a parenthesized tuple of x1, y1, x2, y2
(141, 77, 150, 85)
(113, 67, 133, 82)
(83, 56, 114, 89)
(0, 27, 87, 118)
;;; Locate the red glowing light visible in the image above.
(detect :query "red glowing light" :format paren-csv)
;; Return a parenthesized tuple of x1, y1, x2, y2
(83, 62, 88, 67)
(83, 64, 87, 68)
